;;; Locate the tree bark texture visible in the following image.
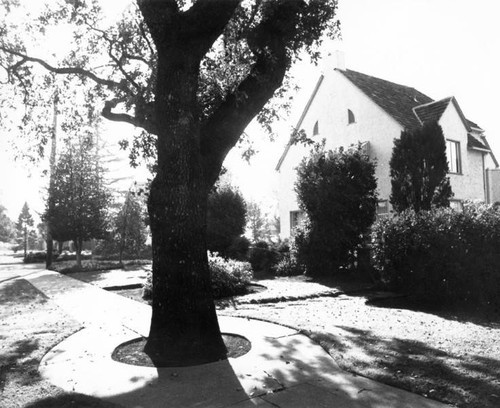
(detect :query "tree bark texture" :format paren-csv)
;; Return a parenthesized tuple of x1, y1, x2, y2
(143, 45, 226, 365)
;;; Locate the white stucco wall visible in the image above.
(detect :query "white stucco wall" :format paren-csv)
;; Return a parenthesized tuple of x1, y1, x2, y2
(277, 72, 490, 239)
(277, 69, 403, 238)
(438, 104, 486, 202)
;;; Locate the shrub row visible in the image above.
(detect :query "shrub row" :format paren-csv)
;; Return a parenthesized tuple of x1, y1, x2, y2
(371, 203, 500, 309)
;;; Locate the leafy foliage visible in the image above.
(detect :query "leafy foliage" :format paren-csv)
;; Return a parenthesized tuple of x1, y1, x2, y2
(390, 122, 453, 213)
(294, 143, 378, 276)
(113, 191, 149, 262)
(44, 133, 111, 263)
(207, 184, 246, 257)
(246, 201, 272, 243)
(0, 204, 15, 242)
(143, 251, 253, 300)
(371, 203, 500, 310)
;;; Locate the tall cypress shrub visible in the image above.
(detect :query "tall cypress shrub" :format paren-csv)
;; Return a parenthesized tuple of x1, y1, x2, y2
(390, 121, 452, 213)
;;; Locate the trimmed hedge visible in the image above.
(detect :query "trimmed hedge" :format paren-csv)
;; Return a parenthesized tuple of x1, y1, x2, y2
(371, 203, 500, 309)
(142, 252, 253, 300)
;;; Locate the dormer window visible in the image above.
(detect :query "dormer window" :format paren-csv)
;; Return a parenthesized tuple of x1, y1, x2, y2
(348, 109, 356, 124)
(313, 121, 319, 136)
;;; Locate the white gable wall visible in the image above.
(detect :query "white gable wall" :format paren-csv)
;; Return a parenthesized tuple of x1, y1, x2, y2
(278, 70, 404, 238)
(438, 104, 486, 202)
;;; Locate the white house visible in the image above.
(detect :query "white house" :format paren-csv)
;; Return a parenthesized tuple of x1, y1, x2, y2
(276, 53, 499, 239)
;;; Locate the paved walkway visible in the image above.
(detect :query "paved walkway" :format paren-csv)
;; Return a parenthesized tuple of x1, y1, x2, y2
(20, 268, 451, 408)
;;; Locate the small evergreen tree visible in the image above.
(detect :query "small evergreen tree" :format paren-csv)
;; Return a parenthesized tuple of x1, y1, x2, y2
(295, 143, 377, 276)
(44, 135, 111, 268)
(390, 122, 452, 213)
(207, 184, 246, 257)
(16, 202, 34, 258)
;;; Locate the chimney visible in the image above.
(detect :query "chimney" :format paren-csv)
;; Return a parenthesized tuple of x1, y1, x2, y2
(321, 50, 346, 74)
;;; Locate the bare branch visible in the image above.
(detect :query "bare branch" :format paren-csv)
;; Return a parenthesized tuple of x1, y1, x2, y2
(0, 45, 122, 89)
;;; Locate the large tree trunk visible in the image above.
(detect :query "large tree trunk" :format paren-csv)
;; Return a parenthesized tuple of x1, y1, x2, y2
(143, 51, 226, 366)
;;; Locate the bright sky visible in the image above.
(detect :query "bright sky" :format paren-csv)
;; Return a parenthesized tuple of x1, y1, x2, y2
(226, 0, 500, 213)
(2, 0, 500, 220)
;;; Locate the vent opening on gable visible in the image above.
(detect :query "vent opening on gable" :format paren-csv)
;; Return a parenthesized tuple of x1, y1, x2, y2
(348, 109, 356, 124)
(313, 121, 319, 136)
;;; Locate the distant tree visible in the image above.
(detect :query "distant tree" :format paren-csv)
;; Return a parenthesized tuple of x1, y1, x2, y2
(246, 201, 271, 243)
(114, 191, 148, 263)
(16, 202, 34, 258)
(390, 122, 452, 213)
(44, 135, 111, 268)
(0, 205, 15, 243)
(295, 143, 377, 275)
(207, 185, 246, 257)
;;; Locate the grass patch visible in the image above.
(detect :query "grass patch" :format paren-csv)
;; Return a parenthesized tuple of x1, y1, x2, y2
(223, 277, 500, 408)
(0, 279, 120, 408)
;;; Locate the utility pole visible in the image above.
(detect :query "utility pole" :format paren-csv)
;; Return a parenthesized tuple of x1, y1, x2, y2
(45, 90, 58, 268)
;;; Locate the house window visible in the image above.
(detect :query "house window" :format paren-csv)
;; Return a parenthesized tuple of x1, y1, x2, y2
(446, 139, 462, 174)
(449, 199, 463, 211)
(376, 200, 389, 218)
(348, 109, 356, 124)
(290, 210, 305, 234)
(313, 121, 319, 136)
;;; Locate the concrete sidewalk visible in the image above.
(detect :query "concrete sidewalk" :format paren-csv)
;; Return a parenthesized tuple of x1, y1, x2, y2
(25, 269, 451, 408)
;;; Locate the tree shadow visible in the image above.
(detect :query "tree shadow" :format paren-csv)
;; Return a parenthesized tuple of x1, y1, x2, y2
(367, 295, 500, 328)
(0, 279, 48, 305)
(308, 325, 500, 408)
(17, 329, 452, 408)
(0, 338, 41, 391)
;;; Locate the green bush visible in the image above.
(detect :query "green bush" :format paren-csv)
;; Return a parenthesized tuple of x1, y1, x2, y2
(207, 185, 247, 257)
(208, 252, 253, 298)
(23, 251, 59, 263)
(226, 236, 250, 261)
(295, 143, 377, 276)
(371, 203, 500, 309)
(248, 241, 278, 274)
(142, 252, 253, 300)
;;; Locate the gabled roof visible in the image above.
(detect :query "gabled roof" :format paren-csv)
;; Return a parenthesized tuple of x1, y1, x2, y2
(413, 97, 452, 125)
(338, 69, 434, 130)
(276, 68, 495, 171)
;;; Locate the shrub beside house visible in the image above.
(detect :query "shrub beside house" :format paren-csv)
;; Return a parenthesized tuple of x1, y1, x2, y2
(276, 52, 499, 238)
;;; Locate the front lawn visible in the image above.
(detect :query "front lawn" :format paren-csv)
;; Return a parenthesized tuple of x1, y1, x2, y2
(222, 276, 500, 408)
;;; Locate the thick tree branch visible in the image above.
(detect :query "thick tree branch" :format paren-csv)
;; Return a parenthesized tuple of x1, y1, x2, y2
(200, 1, 303, 185)
(0, 45, 122, 89)
(139, 0, 240, 59)
(102, 98, 157, 134)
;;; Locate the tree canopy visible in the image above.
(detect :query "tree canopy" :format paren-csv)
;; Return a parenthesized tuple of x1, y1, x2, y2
(1, 0, 340, 366)
(390, 122, 453, 213)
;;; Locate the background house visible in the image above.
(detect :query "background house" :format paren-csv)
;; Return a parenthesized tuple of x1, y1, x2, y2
(276, 52, 499, 239)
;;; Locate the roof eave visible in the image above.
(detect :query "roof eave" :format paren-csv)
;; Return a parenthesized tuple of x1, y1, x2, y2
(275, 74, 325, 171)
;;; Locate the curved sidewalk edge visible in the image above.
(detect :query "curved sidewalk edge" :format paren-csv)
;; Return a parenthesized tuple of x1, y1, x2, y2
(28, 269, 451, 407)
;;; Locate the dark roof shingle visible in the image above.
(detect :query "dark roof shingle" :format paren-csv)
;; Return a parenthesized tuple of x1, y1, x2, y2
(413, 98, 452, 125)
(338, 69, 434, 130)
